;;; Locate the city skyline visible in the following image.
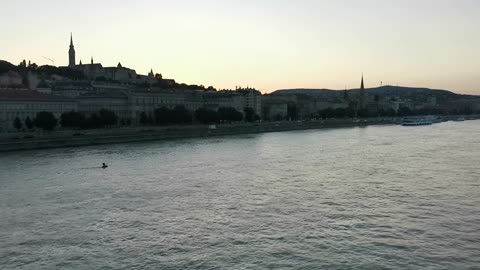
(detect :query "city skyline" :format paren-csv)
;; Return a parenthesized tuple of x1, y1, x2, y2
(2, 0, 479, 94)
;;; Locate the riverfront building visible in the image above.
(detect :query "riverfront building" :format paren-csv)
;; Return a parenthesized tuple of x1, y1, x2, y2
(63, 34, 262, 120)
(0, 86, 262, 132)
(0, 89, 77, 132)
(0, 34, 264, 132)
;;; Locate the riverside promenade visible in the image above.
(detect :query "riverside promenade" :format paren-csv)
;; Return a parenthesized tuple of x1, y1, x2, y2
(0, 116, 475, 152)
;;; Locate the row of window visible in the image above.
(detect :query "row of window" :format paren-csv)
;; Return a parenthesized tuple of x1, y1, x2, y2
(1, 112, 59, 121)
(134, 97, 185, 105)
(0, 103, 75, 110)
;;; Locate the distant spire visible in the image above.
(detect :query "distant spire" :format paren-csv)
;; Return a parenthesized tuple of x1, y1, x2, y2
(91, 57, 93, 65)
(79, 60, 82, 65)
(68, 33, 76, 67)
(359, 73, 366, 109)
(361, 73, 364, 90)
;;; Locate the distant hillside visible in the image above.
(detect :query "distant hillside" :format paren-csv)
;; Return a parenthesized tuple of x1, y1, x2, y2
(271, 86, 477, 101)
(0, 60, 17, 74)
(272, 88, 337, 96)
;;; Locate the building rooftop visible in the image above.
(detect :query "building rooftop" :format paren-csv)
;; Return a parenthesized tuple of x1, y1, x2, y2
(0, 89, 73, 101)
(78, 90, 128, 98)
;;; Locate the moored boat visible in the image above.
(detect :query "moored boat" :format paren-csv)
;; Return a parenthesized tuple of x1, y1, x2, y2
(402, 117, 433, 126)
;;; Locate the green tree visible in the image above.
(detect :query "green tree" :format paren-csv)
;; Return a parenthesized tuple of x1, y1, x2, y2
(25, 117, 33, 130)
(13, 117, 22, 131)
(18, 60, 27, 69)
(85, 113, 102, 129)
(334, 108, 347, 118)
(244, 107, 257, 122)
(61, 111, 85, 128)
(81, 113, 108, 129)
(398, 107, 413, 117)
(319, 108, 335, 119)
(378, 108, 396, 117)
(357, 108, 371, 118)
(34, 111, 57, 131)
(218, 107, 243, 122)
(140, 112, 149, 126)
(36, 65, 85, 80)
(195, 108, 219, 124)
(287, 103, 298, 120)
(98, 109, 118, 126)
(172, 105, 192, 124)
(155, 107, 173, 125)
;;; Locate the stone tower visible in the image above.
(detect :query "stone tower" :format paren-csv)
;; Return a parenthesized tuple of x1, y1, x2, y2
(68, 33, 76, 68)
(360, 74, 366, 109)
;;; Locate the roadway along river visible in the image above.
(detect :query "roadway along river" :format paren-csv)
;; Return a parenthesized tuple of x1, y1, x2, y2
(1, 121, 479, 269)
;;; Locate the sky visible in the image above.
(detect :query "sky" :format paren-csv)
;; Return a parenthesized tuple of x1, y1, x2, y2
(1, 0, 479, 94)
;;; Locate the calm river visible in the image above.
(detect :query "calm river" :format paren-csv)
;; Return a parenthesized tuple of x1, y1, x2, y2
(1, 121, 480, 269)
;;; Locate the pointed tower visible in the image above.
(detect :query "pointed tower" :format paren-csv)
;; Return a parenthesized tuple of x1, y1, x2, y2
(360, 73, 366, 109)
(91, 57, 94, 65)
(68, 33, 76, 67)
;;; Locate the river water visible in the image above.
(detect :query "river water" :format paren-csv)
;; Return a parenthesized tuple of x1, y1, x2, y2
(1, 121, 479, 269)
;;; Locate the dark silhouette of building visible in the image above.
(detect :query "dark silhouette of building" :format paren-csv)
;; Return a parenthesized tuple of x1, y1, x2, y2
(68, 33, 75, 68)
(360, 73, 366, 109)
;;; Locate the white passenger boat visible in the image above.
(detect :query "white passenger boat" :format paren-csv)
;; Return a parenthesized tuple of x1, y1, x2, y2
(401, 117, 433, 126)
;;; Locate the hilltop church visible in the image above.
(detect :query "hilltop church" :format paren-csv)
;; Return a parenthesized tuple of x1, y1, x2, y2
(67, 34, 157, 84)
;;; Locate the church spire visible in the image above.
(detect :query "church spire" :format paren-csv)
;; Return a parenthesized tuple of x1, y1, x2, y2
(68, 33, 76, 67)
(361, 73, 364, 90)
(359, 73, 366, 109)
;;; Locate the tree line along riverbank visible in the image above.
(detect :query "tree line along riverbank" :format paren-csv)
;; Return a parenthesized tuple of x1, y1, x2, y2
(0, 118, 393, 152)
(1, 116, 478, 152)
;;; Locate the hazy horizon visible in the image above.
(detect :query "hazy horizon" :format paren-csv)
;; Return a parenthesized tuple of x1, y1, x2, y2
(1, 0, 479, 94)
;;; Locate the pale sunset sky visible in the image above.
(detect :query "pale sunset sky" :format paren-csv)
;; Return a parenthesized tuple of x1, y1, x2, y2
(1, 0, 479, 94)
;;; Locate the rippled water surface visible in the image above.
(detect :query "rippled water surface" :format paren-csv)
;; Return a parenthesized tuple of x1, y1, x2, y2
(1, 121, 480, 269)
